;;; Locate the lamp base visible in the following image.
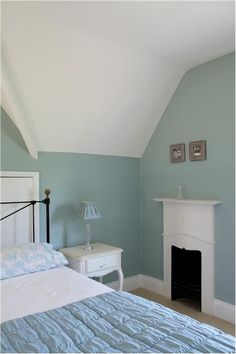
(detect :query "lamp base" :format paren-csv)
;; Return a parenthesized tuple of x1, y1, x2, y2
(84, 244, 94, 251)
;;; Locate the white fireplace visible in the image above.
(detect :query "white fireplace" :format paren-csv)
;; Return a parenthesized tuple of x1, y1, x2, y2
(154, 198, 221, 315)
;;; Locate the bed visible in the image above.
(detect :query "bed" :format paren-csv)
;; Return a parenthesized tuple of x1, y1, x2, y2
(1, 192, 235, 353)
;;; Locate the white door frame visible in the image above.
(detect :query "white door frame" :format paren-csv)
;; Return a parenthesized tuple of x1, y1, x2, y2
(0, 171, 40, 242)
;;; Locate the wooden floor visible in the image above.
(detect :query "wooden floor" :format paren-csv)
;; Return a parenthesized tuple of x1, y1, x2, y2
(131, 288, 235, 336)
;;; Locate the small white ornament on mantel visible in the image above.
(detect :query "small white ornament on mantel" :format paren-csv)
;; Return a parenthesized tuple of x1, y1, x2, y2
(177, 185, 184, 199)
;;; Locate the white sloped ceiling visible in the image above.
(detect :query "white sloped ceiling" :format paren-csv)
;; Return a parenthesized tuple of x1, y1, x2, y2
(1, 1, 235, 158)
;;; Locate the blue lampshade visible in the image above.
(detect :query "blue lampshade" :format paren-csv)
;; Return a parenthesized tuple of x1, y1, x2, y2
(78, 201, 101, 220)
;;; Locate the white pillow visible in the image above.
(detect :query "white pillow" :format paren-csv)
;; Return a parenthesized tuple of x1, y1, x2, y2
(0, 243, 68, 280)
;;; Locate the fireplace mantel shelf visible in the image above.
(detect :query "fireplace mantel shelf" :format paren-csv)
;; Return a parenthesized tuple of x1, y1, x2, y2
(154, 198, 222, 205)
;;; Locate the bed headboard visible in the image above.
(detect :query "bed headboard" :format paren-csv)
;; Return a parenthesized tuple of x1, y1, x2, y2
(0, 189, 51, 244)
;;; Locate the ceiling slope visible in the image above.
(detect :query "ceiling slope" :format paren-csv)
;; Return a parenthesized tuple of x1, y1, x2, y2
(1, 1, 235, 158)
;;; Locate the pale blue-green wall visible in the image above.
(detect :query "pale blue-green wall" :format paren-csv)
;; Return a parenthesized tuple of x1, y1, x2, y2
(141, 53, 235, 304)
(1, 53, 234, 303)
(1, 109, 141, 281)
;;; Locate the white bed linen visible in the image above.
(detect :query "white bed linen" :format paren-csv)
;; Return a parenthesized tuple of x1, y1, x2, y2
(1, 266, 113, 323)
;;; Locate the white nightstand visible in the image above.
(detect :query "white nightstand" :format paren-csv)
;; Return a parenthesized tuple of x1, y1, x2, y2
(59, 243, 124, 290)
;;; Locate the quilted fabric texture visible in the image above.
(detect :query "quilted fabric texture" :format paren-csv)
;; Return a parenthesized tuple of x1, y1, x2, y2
(0, 243, 68, 280)
(1, 291, 235, 353)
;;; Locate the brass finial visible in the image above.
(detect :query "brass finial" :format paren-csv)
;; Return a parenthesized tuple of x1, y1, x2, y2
(44, 189, 51, 199)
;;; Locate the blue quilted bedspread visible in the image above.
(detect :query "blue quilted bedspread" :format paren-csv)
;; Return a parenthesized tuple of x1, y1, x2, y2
(1, 291, 235, 353)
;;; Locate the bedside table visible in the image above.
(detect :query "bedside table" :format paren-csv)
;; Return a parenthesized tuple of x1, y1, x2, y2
(59, 243, 124, 290)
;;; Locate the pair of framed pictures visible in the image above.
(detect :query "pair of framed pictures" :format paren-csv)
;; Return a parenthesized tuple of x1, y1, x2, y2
(170, 141, 206, 163)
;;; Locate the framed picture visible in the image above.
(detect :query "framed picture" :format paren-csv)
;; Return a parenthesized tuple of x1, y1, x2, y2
(170, 143, 185, 163)
(189, 140, 206, 161)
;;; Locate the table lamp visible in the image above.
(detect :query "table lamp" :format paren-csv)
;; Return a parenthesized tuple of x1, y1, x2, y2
(78, 201, 101, 250)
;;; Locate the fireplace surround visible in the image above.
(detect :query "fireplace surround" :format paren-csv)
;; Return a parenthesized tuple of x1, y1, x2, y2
(154, 198, 221, 315)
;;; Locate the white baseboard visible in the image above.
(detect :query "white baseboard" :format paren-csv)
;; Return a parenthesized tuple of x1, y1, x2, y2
(214, 299, 235, 324)
(107, 273, 163, 292)
(107, 274, 142, 291)
(107, 273, 235, 324)
(140, 274, 164, 296)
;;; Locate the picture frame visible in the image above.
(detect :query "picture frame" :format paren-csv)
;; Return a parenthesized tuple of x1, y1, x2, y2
(189, 140, 206, 161)
(170, 143, 185, 163)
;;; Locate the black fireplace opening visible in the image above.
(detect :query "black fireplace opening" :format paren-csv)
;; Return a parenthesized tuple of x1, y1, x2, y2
(171, 245, 201, 309)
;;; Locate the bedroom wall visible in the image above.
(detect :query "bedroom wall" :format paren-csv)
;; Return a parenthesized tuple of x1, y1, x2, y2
(140, 53, 235, 304)
(1, 108, 141, 279)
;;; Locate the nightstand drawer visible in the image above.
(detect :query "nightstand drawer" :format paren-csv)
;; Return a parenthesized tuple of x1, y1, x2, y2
(86, 254, 119, 274)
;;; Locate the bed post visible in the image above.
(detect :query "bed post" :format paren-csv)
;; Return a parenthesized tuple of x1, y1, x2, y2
(32, 201, 37, 243)
(44, 189, 51, 243)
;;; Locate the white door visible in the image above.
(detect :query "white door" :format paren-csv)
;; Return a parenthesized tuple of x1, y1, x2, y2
(0, 172, 39, 248)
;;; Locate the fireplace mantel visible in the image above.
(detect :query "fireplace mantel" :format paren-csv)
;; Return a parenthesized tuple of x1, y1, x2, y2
(154, 197, 222, 315)
(154, 198, 222, 205)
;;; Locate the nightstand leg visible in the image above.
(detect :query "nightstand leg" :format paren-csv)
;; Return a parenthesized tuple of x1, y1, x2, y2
(117, 269, 124, 291)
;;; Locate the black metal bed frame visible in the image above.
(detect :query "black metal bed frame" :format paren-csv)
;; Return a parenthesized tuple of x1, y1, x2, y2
(0, 189, 51, 243)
